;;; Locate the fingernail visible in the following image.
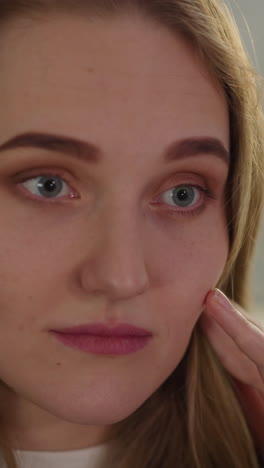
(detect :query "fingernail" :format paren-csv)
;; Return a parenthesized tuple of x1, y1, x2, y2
(212, 288, 233, 310)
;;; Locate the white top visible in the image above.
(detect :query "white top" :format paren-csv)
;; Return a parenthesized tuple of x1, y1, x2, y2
(1, 444, 109, 468)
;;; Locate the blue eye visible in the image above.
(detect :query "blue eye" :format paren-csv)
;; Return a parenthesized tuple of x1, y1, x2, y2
(18, 173, 77, 202)
(28, 175, 67, 198)
(162, 185, 199, 208)
(155, 183, 215, 218)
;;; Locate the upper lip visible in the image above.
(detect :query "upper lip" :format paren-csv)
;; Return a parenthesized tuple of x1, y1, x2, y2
(50, 322, 152, 337)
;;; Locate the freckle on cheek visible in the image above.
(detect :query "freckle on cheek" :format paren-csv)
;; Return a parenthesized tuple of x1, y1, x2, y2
(56, 362, 62, 367)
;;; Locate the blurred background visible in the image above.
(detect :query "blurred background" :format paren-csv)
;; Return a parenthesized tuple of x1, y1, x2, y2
(224, 0, 264, 323)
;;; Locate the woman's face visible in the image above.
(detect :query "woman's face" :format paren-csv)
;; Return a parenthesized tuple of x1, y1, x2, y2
(0, 12, 230, 449)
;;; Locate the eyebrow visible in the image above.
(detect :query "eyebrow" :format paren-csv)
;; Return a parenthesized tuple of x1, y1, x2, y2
(0, 131, 230, 165)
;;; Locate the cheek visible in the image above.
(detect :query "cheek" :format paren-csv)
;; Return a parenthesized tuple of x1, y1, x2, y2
(151, 219, 229, 293)
(150, 219, 229, 357)
(0, 224, 63, 334)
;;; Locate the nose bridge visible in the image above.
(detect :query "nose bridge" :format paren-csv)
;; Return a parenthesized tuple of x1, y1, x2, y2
(83, 202, 150, 299)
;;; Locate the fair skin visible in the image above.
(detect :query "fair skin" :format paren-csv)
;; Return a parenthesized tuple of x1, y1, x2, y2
(0, 12, 230, 450)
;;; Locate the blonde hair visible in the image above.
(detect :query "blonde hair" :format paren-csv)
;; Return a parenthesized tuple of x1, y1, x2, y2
(1, 1, 264, 467)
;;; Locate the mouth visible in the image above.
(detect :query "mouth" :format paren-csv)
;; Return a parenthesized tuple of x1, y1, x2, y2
(49, 321, 153, 356)
(49, 331, 152, 356)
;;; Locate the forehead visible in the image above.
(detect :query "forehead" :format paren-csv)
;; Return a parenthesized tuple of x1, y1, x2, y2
(0, 13, 229, 150)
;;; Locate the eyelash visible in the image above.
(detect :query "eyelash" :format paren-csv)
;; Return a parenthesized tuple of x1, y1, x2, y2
(14, 168, 216, 218)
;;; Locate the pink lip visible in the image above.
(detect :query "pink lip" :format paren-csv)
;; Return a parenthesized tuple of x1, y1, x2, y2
(49, 323, 153, 355)
(50, 322, 152, 337)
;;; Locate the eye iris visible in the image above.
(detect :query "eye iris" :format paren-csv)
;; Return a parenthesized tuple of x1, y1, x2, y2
(37, 176, 63, 198)
(172, 186, 195, 207)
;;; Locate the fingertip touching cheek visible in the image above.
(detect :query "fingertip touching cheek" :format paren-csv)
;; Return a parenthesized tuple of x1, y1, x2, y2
(0, 13, 230, 449)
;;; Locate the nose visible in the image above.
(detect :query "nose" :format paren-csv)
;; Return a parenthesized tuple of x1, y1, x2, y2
(80, 208, 150, 301)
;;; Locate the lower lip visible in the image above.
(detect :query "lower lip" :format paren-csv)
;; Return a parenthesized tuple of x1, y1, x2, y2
(50, 332, 152, 355)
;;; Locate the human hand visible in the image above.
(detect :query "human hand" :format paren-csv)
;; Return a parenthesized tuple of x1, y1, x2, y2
(199, 289, 264, 458)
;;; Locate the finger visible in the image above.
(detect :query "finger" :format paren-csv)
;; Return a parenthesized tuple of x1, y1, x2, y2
(231, 301, 264, 333)
(199, 313, 263, 392)
(204, 290, 264, 382)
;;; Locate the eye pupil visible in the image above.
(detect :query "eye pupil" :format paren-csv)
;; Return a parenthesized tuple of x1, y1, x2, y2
(44, 179, 56, 192)
(177, 189, 188, 200)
